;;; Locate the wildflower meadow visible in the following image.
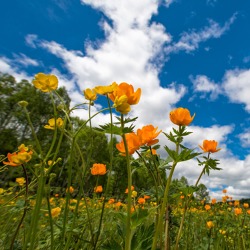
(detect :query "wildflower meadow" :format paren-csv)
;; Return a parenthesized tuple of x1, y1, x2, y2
(1, 73, 250, 250)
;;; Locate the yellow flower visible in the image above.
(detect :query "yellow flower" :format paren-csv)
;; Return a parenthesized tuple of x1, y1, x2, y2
(199, 140, 221, 153)
(44, 118, 64, 130)
(51, 207, 61, 218)
(3, 145, 33, 167)
(206, 221, 214, 229)
(16, 177, 26, 186)
(125, 186, 135, 194)
(169, 107, 195, 126)
(94, 82, 118, 95)
(234, 200, 240, 207)
(83, 88, 97, 101)
(32, 73, 58, 92)
(131, 191, 138, 198)
(219, 229, 226, 235)
(0, 188, 5, 195)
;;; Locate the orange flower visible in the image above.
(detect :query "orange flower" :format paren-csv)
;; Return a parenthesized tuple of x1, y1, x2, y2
(234, 200, 240, 207)
(16, 177, 26, 186)
(125, 185, 135, 194)
(137, 125, 161, 146)
(144, 195, 151, 200)
(234, 208, 242, 216)
(108, 82, 141, 114)
(206, 221, 214, 229)
(3, 144, 33, 167)
(66, 186, 74, 194)
(91, 163, 107, 175)
(108, 198, 115, 204)
(205, 204, 211, 211)
(211, 198, 216, 205)
(51, 207, 61, 218)
(32, 73, 58, 92)
(199, 140, 221, 153)
(222, 189, 227, 193)
(243, 203, 249, 208)
(116, 133, 141, 155)
(169, 107, 195, 126)
(138, 197, 146, 205)
(94, 185, 103, 193)
(247, 210, 250, 215)
(94, 82, 118, 95)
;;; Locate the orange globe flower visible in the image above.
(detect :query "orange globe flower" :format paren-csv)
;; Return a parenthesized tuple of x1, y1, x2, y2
(211, 198, 217, 205)
(94, 185, 103, 193)
(32, 73, 58, 92)
(138, 197, 146, 205)
(108, 82, 141, 114)
(51, 207, 61, 218)
(3, 144, 33, 167)
(125, 185, 135, 194)
(137, 125, 162, 146)
(234, 208, 243, 216)
(199, 140, 221, 153)
(116, 133, 141, 155)
(206, 221, 214, 229)
(205, 204, 211, 211)
(169, 107, 195, 126)
(91, 163, 107, 175)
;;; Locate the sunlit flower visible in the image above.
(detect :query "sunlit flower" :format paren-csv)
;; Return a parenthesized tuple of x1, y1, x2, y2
(125, 185, 135, 194)
(144, 195, 151, 200)
(222, 189, 227, 193)
(169, 107, 195, 126)
(131, 191, 138, 198)
(94, 82, 118, 95)
(243, 203, 249, 208)
(91, 163, 107, 175)
(199, 140, 221, 153)
(234, 200, 240, 207)
(115, 201, 123, 208)
(211, 198, 216, 205)
(3, 145, 33, 167)
(137, 125, 161, 146)
(108, 198, 115, 204)
(247, 210, 250, 215)
(32, 73, 58, 92)
(94, 185, 103, 193)
(116, 133, 141, 155)
(51, 207, 61, 218)
(206, 221, 214, 229)
(108, 82, 141, 114)
(205, 204, 211, 211)
(234, 207, 243, 216)
(44, 118, 64, 130)
(83, 88, 97, 101)
(219, 229, 226, 235)
(66, 186, 74, 194)
(16, 177, 26, 186)
(138, 197, 146, 205)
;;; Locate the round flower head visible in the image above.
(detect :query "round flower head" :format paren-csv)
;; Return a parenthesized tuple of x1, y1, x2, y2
(32, 73, 58, 92)
(91, 163, 107, 175)
(199, 140, 221, 153)
(169, 107, 195, 126)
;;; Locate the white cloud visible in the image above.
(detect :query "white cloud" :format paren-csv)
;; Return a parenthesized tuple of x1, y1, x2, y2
(25, 34, 38, 48)
(13, 53, 39, 67)
(223, 69, 250, 112)
(190, 75, 221, 99)
(166, 13, 237, 53)
(239, 129, 250, 148)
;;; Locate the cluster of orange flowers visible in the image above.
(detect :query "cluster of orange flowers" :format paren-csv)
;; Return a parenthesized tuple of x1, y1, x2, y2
(116, 125, 161, 155)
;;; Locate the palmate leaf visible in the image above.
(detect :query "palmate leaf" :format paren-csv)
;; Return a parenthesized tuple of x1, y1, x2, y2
(94, 124, 123, 135)
(114, 116, 138, 125)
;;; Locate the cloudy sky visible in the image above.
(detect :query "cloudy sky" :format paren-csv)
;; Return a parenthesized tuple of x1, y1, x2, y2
(1, 0, 250, 200)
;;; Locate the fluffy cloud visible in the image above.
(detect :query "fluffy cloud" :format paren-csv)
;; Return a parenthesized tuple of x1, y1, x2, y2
(223, 69, 250, 112)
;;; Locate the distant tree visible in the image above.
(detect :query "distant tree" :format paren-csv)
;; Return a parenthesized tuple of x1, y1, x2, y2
(195, 183, 210, 201)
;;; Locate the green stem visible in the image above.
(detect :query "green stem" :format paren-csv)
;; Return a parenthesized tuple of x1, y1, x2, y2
(121, 115, 133, 250)
(10, 164, 29, 250)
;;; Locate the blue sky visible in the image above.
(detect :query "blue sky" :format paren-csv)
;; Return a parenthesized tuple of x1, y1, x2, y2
(1, 0, 250, 200)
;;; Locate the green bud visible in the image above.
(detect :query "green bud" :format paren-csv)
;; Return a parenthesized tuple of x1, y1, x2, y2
(18, 100, 29, 107)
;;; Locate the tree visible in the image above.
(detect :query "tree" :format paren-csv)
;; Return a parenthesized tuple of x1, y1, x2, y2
(195, 183, 210, 201)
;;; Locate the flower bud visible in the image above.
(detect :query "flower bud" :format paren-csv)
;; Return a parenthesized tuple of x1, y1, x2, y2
(18, 100, 29, 107)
